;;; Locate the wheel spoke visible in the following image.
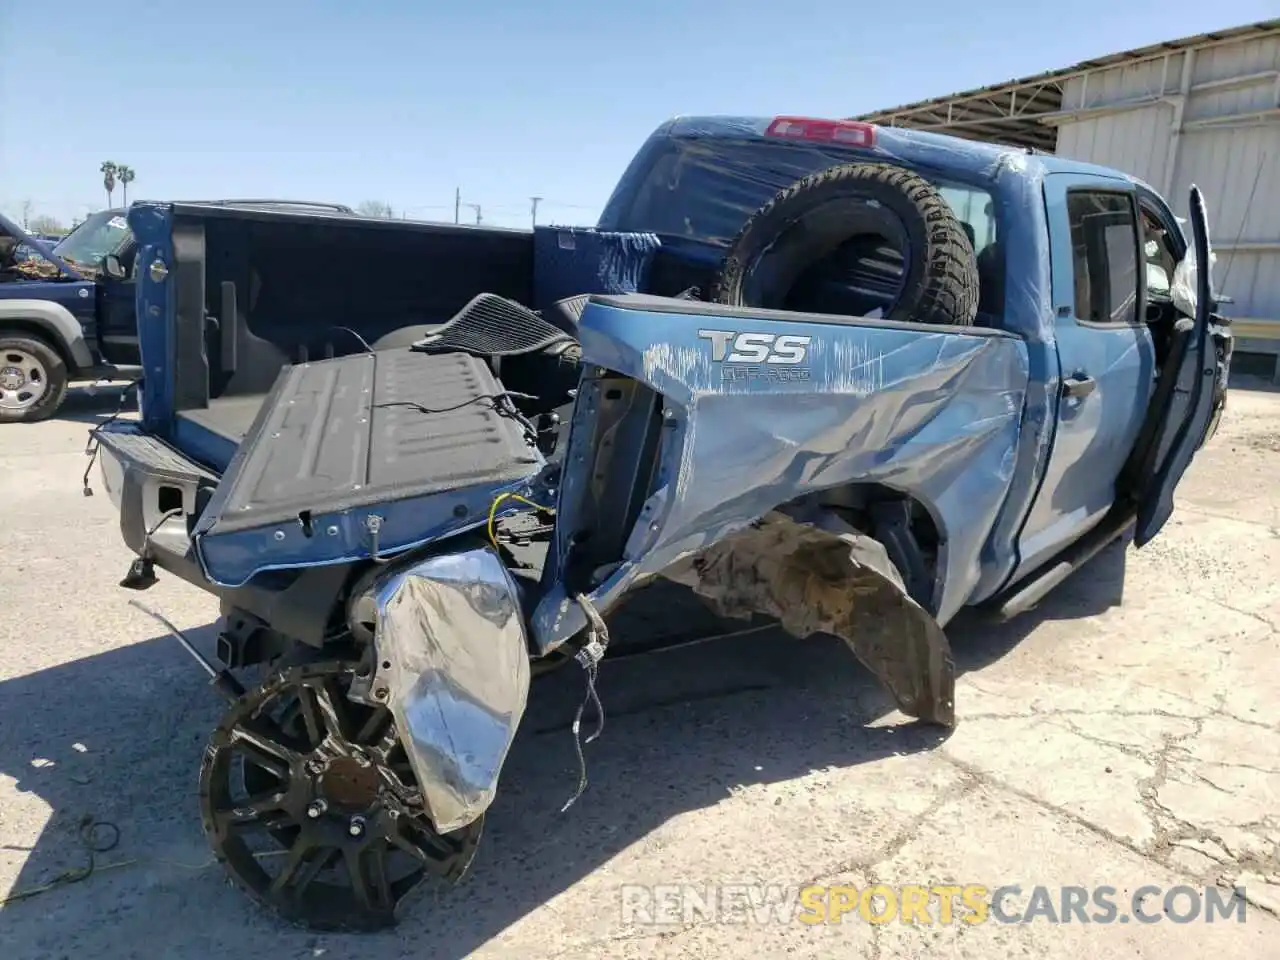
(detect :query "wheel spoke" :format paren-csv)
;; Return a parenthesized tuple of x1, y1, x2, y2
(403, 817, 461, 859)
(375, 723, 400, 756)
(236, 743, 290, 782)
(270, 839, 336, 897)
(356, 706, 392, 745)
(214, 790, 289, 833)
(201, 661, 483, 930)
(345, 845, 394, 914)
(313, 679, 352, 740)
(385, 825, 430, 864)
(388, 757, 416, 781)
(366, 845, 394, 910)
(231, 719, 302, 779)
(295, 686, 325, 748)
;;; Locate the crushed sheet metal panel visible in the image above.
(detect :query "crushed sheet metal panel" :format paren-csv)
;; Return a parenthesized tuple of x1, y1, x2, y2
(371, 546, 532, 834)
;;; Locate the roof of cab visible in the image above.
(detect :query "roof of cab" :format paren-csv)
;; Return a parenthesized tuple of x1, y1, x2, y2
(665, 115, 1140, 188)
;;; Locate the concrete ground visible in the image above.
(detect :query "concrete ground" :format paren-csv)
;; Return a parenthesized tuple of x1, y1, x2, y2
(2, 381, 1278, 959)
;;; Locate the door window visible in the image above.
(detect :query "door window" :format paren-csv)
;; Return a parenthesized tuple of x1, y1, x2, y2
(1139, 206, 1179, 298)
(1066, 191, 1141, 325)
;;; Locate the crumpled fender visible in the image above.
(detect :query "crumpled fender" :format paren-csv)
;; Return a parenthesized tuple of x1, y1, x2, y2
(663, 508, 954, 726)
(365, 546, 531, 834)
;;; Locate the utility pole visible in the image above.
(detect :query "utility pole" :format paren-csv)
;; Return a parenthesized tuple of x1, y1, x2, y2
(454, 187, 461, 225)
(21, 200, 32, 229)
(530, 196, 542, 229)
(466, 203, 482, 225)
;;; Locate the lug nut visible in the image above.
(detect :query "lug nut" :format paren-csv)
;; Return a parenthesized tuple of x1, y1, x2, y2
(306, 799, 327, 819)
(306, 758, 327, 775)
(348, 816, 367, 837)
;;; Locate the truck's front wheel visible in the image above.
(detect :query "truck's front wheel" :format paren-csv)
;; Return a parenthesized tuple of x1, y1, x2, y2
(713, 162, 980, 326)
(0, 333, 69, 423)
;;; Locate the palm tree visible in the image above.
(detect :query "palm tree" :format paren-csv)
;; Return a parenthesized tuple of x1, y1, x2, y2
(100, 161, 118, 207)
(118, 165, 136, 206)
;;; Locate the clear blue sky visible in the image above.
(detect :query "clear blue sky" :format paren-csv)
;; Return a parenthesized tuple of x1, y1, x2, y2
(2, 1, 1276, 229)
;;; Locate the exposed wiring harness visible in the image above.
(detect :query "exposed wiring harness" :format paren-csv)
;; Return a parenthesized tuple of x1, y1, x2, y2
(144, 507, 184, 543)
(329, 325, 374, 353)
(560, 594, 610, 813)
(361, 483, 554, 568)
(488, 490, 608, 813)
(374, 390, 541, 446)
(486, 491, 554, 550)
(81, 378, 143, 497)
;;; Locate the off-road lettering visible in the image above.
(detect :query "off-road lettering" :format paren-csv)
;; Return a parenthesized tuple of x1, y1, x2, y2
(697, 329, 811, 364)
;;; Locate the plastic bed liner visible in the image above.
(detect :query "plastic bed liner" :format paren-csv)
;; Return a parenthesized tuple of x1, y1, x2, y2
(179, 395, 271, 444)
(191, 349, 543, 586)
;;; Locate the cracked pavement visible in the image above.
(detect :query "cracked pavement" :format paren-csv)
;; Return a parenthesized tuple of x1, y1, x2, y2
(1, 382, 1278, 958)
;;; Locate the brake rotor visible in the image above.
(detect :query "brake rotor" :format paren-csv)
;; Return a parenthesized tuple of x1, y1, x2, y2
(199, 661, 483, 931)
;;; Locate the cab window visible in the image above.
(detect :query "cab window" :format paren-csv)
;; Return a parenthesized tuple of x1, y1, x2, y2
(1066, 191, 1141, 325)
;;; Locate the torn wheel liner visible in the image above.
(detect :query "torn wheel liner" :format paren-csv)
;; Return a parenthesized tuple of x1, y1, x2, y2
(663, 511, 955, 726)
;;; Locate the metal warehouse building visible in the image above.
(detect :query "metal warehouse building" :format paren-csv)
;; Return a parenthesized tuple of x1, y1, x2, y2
(852, 18, 1280, 372)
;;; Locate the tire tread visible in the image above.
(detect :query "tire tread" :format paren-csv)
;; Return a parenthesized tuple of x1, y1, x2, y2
(713, 162, 980, 326)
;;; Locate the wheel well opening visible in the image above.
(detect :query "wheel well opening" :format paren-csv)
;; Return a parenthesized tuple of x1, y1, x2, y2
(0, 319, 76, 372)
(785, 483, 943, 613)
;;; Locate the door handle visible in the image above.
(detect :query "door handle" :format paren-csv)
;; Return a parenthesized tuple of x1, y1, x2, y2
(1062, 375, 1096, 399)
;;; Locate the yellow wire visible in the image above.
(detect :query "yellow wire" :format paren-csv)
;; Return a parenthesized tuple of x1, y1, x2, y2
(487, 492, 554, 549)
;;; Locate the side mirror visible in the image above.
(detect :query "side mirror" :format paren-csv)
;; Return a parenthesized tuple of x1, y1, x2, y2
(103, 254, 125, 280)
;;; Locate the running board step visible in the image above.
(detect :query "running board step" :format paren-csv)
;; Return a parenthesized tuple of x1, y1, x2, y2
(989, 508, 1137, 620)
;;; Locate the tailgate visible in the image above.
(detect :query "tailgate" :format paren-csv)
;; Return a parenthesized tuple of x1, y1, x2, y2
(191, 348, 544, 587)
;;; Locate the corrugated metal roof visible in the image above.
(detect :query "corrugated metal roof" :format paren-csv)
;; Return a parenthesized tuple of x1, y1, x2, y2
(849, 19, 1280, 152)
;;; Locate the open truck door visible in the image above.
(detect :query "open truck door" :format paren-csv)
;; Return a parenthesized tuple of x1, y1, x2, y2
(1133, 185, 1232, 546)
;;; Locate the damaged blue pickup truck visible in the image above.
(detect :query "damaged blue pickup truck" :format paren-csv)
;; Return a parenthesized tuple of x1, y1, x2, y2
(88, 115, 1230, 930)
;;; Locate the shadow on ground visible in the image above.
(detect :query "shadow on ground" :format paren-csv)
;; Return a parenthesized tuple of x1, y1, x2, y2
(0, 543, 1127, 959)
(51, 383, 136, 425)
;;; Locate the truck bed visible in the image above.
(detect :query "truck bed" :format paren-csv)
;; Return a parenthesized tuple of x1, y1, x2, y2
(178, 395, 268, 445)
(139, 204, 657, 474)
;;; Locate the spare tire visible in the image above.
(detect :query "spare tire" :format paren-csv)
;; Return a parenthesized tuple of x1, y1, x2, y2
(713, 163, 980, 326)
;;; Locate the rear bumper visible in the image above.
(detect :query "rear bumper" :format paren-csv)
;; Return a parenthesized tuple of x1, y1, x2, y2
(92, 422, 393, 648)
(93, 422, 218, 591)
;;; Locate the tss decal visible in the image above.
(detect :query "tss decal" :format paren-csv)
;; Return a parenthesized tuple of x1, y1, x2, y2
(697, 330, 812, 364)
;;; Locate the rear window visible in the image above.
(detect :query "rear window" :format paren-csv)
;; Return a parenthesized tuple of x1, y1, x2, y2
(615, 138, 1000, 257)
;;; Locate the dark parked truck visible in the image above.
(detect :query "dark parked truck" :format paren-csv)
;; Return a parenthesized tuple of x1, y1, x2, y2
(88, 116, 1230, 930)
(0, 210, 143, 421)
